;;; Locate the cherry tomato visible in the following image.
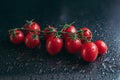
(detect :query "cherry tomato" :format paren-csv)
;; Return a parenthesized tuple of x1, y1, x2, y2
(25, 33, 40, 49)
(78, 27, 92, 44)
(10, 30, 25, 44)
(65, 38, 82, 54)
(46, 37, 63, 55)
(62, 25, 76, 40)
(80, 42, 98, 62)
(94, 40, 108, 55)
(43, 26, 57, 40)
(24, 20, 40, 35)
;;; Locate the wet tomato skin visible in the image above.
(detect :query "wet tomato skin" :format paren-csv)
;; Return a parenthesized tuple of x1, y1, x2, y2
(62, 25, 76, 40)
(25, 33, 40, 49)
(43, 26, 57, 40)
(24, 22, 40, 35)
(10, 30, 25, 44)
(94, 40, 108, 55)
(65, 38, 82, 54)
(78, 27, 92, 44)
(46, 37, 63, 55)
(80, 42, 98, 62)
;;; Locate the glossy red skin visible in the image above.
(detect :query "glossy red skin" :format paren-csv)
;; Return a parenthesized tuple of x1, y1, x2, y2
(62, 25, 76, 40)
(80, 42, 98, 62)
(65, 38, 82, 54)
(94, 40, 108, 55)
(78, 27, 92, 44)
(43, 26, 57, 40)
(46, 37, 63, 55)
(25, 33, 40, 49)
(24, 22, 40, 35)
(10, 30, 25, 44)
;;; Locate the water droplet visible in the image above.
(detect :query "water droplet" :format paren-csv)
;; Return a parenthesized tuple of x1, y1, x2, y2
(84, 75, 87, 78)
(8, 54, 10, 57)
(72, 66, 75, 70)
(99, 27, 102, 30)
(102, 63, 107, 69)
(112, 58, 115, 61)
(39, 69, 43, 74)
(88, 78, 93, 80)
(56, 60, 61, 65)
(25, 63, 29, 66)
(40, 59, 44, 61)
(6, 62, 9, 65)
(64, 68, 67, 71)
(7, 66, 13, 72)
(97, 33, 100, 36)
(102, 71, 105, 75)
(109, 66, 115, 73)
(51, 67, 56, 71)
(104, 57, 110, 62)
(79, 70, 85, 73)
(13, 62, 16, 65)
(94, 30, 97, 33)
(34, 64, 37, 67)
(118, 40, 120, 42)
(66, 72, 69, 74)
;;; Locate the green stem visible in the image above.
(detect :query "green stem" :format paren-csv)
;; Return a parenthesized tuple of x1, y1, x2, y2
(26, 19, 34, 25)
(8, 27, 90, 42)
(60, 21, 75, 32)
(78, 29, 89, 42)
(8, 27, 78, 34)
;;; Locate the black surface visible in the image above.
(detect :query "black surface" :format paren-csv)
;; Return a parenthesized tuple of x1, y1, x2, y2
(0, 0, 120, 80)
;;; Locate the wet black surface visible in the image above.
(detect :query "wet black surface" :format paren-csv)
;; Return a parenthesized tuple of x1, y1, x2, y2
(0, 0, 120, 80)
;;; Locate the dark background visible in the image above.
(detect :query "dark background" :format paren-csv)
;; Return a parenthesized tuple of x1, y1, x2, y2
(0, 0, 120, 80)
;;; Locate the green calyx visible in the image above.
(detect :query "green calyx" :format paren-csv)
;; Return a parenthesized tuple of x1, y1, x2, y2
(55, 32, 61, 38)
(48, 26, 54, 32)
(61, 21, 75, 31)
(70, 33, 78, 40)
(78, 29, 89, 42)
(12, 28, 19, 38)
(78, 29, 84, 35)
(26, 19, 34, 26)
(44, 26, 55, 34)
(61, 24, 70, 31)
(32, 34, 38, 40)
(21, 27, 25, 30)
(13, 30, 16, 38)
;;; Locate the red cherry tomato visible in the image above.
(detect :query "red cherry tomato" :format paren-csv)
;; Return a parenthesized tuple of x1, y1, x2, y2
(62, 25, 76, 40)
(46, 37, 63, 55)
(80, 42, 98, 62)
(94, 40, 108, 55)
(78, 27, 92, 44)
(43, 26, 57, 40)
(24, 21, 40, 35)
(25, 33, 40, 49)
(65, 38, 82, 54)
(10, 30, 25, 44)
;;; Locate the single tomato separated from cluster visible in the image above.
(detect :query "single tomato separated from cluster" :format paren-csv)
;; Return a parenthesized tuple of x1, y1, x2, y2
(94, 40, 108, 55)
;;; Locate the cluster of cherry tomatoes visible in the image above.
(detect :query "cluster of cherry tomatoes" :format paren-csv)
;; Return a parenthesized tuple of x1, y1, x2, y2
(9, 20, 108, 62)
